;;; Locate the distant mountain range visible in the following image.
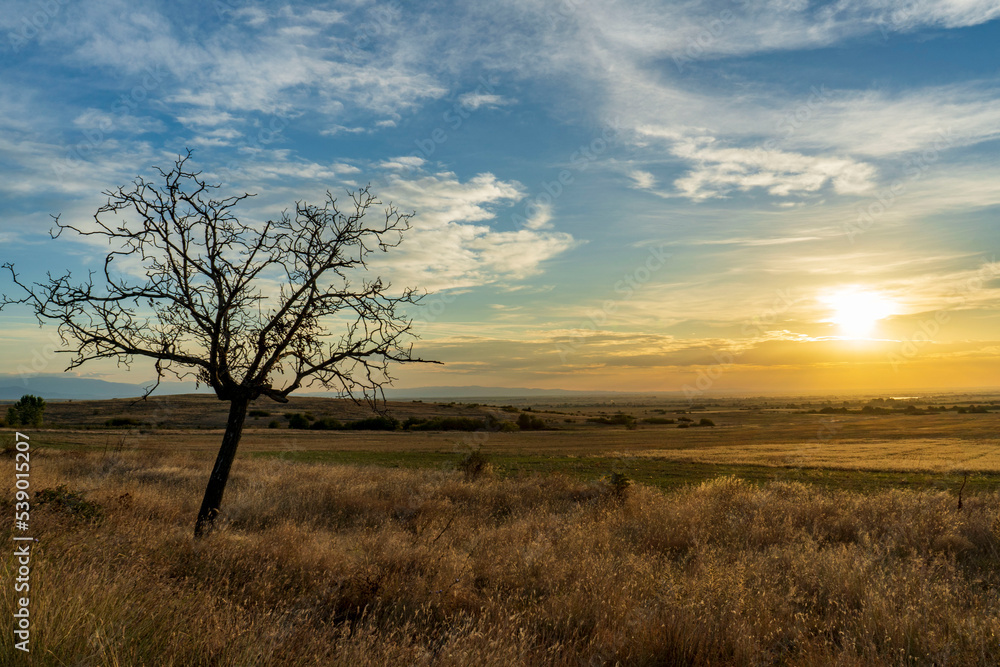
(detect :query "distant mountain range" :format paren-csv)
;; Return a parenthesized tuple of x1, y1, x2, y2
(379, 385, 626, 399)
(0, 375, 628, 401)
(0, 375, 210, 401)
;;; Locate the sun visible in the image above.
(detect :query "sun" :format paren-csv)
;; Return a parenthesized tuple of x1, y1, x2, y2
(824, 288, 896, 338)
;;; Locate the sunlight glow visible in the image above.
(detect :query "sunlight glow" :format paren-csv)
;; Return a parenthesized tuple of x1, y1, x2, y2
(824, 288, 896, 338)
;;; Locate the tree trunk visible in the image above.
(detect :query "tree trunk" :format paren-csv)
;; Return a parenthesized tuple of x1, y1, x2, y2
(194, 397, 250, 538)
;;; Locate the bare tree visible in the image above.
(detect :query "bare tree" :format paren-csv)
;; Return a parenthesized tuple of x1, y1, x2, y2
(1, 153, 437, 536)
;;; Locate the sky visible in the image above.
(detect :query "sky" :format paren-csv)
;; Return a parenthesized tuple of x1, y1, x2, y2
(1, 0, 999, 396)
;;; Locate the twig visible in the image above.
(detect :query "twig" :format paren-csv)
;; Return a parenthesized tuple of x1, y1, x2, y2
(431, 516, 455, 543)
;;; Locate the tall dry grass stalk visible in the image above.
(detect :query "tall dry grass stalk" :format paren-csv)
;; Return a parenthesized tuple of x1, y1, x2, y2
(3, 449, 1000, 665)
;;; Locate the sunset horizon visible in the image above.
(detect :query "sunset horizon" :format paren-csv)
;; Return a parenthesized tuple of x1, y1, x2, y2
(2, 1, 999, 397)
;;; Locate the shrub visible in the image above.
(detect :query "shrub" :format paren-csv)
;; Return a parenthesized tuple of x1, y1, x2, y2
(606, 471, 632, 501)
(35, 484, 102, 521)
(105, 417, 143, 428)
(249, 410, 270, 417)
(643, 417, 676, 424)
(287, 413, 310, 429)
(267, 420, 280, 429)
(407, 416, 487, 431)
(457, 448, 492, 480)
(346, 416, 400, 431)
(586, 413, 636, 428)
(517, 413, 546, 430)
(7, 394, 45, 427)
(698, 418, 715, 427)
(309, 417, 344, 430)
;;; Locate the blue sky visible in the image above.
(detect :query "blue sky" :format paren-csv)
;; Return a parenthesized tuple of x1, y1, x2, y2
(2, 0, 1000, 395)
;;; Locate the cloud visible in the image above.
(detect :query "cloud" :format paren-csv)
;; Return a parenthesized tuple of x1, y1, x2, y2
(72, 108, 164, 135)
(320, 125, 368, 136)
(523, 202, 553, 230)
(175, 110, 239, 128)
(782, 85, 1000, 157)
(479, 1, 1000, 204)
(373, 171, 577, 291)
(457, 92, 516, 110)
(42, 0, 449, 137)
(669, 137, 877, 200)
(628, 169, 656, 190)
(377, 156, 427, 172)
(838, 0, 1000, 31)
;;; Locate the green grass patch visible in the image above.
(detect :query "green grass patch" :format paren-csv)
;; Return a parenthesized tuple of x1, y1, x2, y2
(250, 449, 1000, 494)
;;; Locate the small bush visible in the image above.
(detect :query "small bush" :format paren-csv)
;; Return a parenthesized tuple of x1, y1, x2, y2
(457, 449, 492, 480)
(249, 410, 270, 418)
(517, 413, 546, 430)
(105, 417, 143, 428)
(6, 394, 45, 427)
(698, 418, 715, 427)
(267, 420, 280, 429)
(346, 416, 400, 431)
(407, 416, 487, 431)
(606, 471, 632, 501)
(643, 417, 675, 424)
(35, 485, 102, 521)
(309, 417, 344, 430)
(586, 413, 636, 429)
(287, 413, 310, 429)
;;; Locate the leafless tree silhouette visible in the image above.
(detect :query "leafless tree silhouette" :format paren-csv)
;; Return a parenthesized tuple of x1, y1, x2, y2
(2, 152, 437, 536)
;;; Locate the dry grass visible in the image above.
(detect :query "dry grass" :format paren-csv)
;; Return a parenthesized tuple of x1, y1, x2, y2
(30, 402, 1000, 477)
(621, 437, 1000, 473)
(4, 450, 1000, 665)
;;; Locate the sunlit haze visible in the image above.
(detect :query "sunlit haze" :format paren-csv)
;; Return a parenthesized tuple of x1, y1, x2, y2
(825, 288, 897, 339)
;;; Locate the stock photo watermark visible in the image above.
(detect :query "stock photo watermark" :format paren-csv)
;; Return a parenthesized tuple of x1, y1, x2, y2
(556, 244, 671, 363)
(672, 9, 735, 73)
(511, 117, 621, 229)
(413, 117, 621, 329)
(5, 0, 68, 53)
(844, 128, 954, 243)
(12, 431, 34, 653)
(51, 64, 166, 182)
(681, 289, 800, 400)
(888, 258, 1000, 371)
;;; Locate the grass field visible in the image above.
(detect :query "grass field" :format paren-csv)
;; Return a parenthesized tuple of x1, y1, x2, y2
(22, 393, 1000, 495)
(3, 448, 1000, 665)
(4, 393, 1000, 664)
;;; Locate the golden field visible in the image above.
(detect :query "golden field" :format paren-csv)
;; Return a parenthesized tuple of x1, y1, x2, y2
(3, 394, 1000, 665)
(28, 394, 1000, 475)
(1, 447, 999, 665)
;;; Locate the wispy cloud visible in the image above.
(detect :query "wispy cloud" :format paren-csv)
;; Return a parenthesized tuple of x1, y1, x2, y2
(375, 171, 577, 291)
(458, 92, 516, 110)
